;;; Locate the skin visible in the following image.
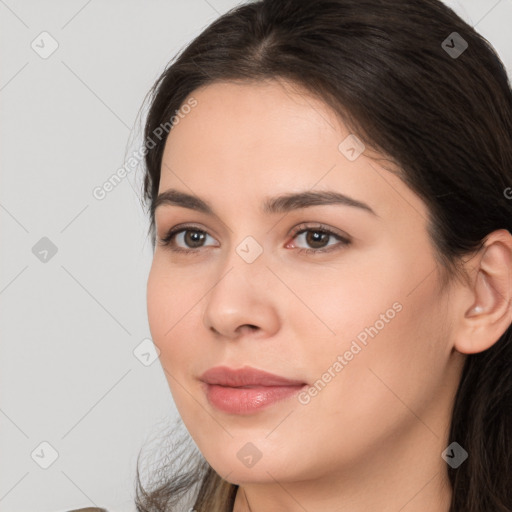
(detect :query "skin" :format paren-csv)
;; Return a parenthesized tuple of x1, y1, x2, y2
(146, 78, 512, 512)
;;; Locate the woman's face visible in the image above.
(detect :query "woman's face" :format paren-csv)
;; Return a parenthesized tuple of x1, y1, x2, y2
(147, 79, 465, 487)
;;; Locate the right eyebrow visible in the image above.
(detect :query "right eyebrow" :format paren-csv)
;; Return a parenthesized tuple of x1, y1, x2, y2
(153, 188, 378, 217)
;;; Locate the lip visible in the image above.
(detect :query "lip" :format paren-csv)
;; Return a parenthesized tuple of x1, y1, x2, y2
(199, 366, 307, 415)
(200, 365, 306, 387)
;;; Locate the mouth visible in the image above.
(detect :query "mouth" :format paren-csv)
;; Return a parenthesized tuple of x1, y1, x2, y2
(199, 365, 308, 415)
(202, 382, 308, 415)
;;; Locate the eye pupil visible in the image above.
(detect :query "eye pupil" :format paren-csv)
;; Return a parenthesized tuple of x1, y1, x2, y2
(306, 230, 328, 248)
(186, 230, 205, 247)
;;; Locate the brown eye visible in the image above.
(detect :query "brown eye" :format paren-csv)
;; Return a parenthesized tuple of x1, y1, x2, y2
(158, 223, 351, 256)
(289, 224, 351, 255)
(182, 230, 207, 248)
(158, 225, 217, 253)
(303, 230, 331, 249)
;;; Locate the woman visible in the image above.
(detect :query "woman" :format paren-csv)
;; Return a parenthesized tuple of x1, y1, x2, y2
(135, 0, 512, 510)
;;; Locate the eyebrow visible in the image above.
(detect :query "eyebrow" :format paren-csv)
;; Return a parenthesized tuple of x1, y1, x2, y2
(153, 188, 377, 217)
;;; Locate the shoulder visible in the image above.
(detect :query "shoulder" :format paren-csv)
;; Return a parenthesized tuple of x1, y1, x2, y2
(66, 508, 108, 512)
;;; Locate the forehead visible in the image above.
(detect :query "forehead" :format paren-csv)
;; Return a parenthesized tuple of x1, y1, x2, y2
(163, 78, 346, 164)
(157, 79, 427, 224)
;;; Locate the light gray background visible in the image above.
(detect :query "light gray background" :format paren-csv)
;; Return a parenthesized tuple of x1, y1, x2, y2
(1, 1, 511, 511)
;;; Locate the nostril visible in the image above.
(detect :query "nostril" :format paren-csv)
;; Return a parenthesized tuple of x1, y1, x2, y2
(240, 324, 258, 333)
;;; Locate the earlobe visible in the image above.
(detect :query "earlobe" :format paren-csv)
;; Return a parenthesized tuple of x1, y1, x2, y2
(454, 229, 512, 355)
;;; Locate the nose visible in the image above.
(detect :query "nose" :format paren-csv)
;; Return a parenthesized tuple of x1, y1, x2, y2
(202, 251, 280, 341)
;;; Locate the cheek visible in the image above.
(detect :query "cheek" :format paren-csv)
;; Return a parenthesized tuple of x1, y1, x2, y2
(146, 262, 171, 343)
(293, 240, 448, 412)
(313, 236, 440, 355)
(281, 247, 407, 360)
(146, 260, 192, 365)
(309, 276, 447, 434)
(285, 296, 447, 476)
(146, 261, 204, 417)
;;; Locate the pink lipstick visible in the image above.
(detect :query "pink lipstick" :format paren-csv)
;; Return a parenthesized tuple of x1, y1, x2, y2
(200, 366, 307, 415)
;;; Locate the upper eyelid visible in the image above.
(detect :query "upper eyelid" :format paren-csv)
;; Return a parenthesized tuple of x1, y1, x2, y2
(161, 223, 350, 246)
(162, 222, 345, 235)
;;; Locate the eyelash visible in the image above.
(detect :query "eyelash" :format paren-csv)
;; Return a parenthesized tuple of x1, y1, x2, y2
(157, 223, 351, 256)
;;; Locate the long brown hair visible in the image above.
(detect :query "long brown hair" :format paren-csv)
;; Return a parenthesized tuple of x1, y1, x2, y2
(134, 1, 512, 510)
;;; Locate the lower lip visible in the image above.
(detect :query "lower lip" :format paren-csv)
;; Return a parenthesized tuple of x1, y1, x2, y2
(203, 383, 307, 415)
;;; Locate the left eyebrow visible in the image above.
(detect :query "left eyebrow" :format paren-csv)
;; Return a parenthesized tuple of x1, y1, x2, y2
(153, 188, 378, 217)
(262, 190, 377, 216)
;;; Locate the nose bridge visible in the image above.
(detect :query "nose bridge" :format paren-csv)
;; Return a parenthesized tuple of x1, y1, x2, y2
(212, 231, 269, 302)
(202, 231, 279, 337)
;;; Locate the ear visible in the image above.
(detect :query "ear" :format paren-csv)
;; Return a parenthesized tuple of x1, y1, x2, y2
(453, 229, 512, 355)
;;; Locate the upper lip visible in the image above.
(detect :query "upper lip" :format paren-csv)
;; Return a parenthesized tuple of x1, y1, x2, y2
(200, 366, 306, 387)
